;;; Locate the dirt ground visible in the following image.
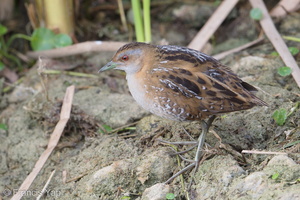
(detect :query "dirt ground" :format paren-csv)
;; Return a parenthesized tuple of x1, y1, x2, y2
(1, 2, 300, 200)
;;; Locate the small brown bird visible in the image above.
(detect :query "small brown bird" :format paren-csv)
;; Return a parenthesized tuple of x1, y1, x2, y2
(100, 42, 267, 183)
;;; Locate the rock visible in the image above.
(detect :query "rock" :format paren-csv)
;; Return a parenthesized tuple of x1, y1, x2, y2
(86, 160, 133, 194)
(279, 192, 300, 200)
(173, 4, 215, 27)
(193, 155, 245, 199)
(242, 172, 268, 199)
(136, 150, 175, 185)
(8, 84, 37, 103)
(141, 183, 170, 200)
(221, 165, 245, 187)
(267, 155, 297, 167)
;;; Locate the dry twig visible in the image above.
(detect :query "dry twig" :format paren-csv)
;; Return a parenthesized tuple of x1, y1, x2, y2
(188, 0, 239, 51)
(242, 150, 288, 155)
(270, 0, 300, 18)
(26, 41, 127, 59)
(11, 85, 75, 200)
(213, 37, 264, 60)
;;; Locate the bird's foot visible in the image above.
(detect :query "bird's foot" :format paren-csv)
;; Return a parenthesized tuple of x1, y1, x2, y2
(163, 115, 216, 190)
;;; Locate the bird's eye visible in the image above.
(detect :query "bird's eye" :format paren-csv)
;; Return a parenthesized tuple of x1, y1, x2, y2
(122, 55, 129, 61)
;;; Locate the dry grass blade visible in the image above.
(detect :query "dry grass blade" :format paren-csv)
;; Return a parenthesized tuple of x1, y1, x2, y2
(117, 0, 128, 32)
(188, 0, 239, 51)
(249, 0, 300, 88)
(11, 85, 75, 200)
(26, 41, 127, 59)
(213, 37, 264, 60)
(36, 170, 56, 200)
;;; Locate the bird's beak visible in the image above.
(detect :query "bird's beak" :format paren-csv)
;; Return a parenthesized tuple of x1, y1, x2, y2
(99, 61, 118, 72)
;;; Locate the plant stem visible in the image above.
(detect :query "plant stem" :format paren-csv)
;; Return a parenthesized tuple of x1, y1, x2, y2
(0, 37, 8, 52)
(3, 77, 24, 93)
(283, 36, 300, 43)
(0, 49, 21, 67)
(287, 102, 299, 117)
(143, 0, 151, 43)
(131, 0, 144, 42)
(7, 34, 32, 48)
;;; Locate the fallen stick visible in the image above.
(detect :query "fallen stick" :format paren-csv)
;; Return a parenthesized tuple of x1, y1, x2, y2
(270, 0, 300, 18)
(26, 41, 127, 59)
(213, 37, 264, 60)
(188, 0, 239, 51)
(11, 85, 75, 200)
(249, 0, 300, 88)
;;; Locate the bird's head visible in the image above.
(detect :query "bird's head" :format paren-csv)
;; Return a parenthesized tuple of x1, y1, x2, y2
(99, 42, 153, 74)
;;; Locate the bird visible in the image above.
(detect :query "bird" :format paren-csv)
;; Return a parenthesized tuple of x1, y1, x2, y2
(99, 42, 267, 184)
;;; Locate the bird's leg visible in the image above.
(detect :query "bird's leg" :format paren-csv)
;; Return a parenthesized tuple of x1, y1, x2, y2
(194, 115, 216, 171)
(169, 144, 198, 156)
(164, 115, 216, 184)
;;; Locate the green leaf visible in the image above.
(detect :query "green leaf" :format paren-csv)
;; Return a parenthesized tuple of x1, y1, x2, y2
(213, 0, 222, 6)
(0, 123, 8, 131)
(31, 28, 55, 51)
(98, 124, 113, 134)
(0, 24, 8, 36)
(53, 33, 72, 48)
(283, 140, 300, 149)
(272, 172, 280, 180)
(272, 109, 287, 126)
(121, 196, 131, 200)
(277, 66, 292, 76)
(270, 51, 279, 56)
(288, 47, 299, 55)
(166, 193, 175, 200)
(250, 8, 263, 20)
(103, 124, 113, 132)
(0, 61, 5, 71)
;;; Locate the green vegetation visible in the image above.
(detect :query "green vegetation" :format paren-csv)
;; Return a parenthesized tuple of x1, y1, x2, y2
(0, 24, 72, 70)
(283, 35, 300, 43)
(131, 0, 151, 43)
(271, 172, 280, 180)
(272, 102, 299, 126)
(0, 24, 30, 68)
(166, 193, 175, 200)
(98, 124, 113, 134)
(250, 8, 263, 20)
(121, 195, 131, 199)
(0, 61, 4, 71)
(271, 46, 299, 57)
(0, 123, 8, 131)
(31, 27, 72, 51)
(272, 108, 287, 126)
(283, 140, 300, 149)
(287, 47, 299, 55)
(277, 66, 292, 76)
